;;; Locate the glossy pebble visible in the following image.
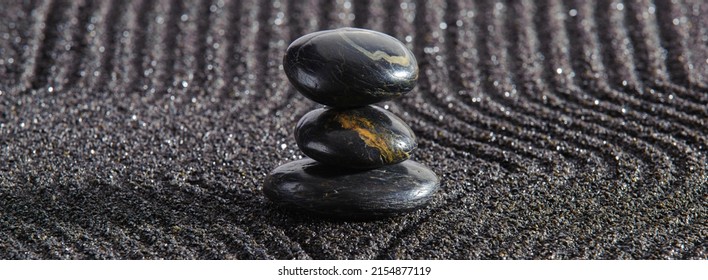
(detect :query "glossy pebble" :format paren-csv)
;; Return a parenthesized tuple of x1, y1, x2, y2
(263, 159, 439, 219)
(295, 105, 416, 169)
(283, 28, 418, 107)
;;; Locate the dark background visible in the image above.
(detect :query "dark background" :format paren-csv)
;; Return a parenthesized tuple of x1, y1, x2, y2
(1, 0, 706, 259)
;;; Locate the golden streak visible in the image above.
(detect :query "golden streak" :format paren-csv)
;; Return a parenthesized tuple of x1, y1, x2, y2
(339, 32, 411, 66)
(336, 113, 407, 163)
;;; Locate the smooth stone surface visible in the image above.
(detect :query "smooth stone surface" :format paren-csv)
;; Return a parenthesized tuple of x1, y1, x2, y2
(283, 28, 418, 107)
(263, 159, 439, 219)
(296, 105, 417, 169)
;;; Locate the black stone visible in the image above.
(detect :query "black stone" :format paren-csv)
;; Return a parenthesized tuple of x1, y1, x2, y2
(263, 159, 439, 219)
(296, 105, 417, 169)
(283, 28, 418, 107)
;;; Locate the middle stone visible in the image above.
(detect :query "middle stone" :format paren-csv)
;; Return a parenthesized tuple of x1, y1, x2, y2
(295, 105, 417, 169)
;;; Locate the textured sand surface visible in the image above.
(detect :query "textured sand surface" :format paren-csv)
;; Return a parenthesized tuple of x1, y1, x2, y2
(0, 0, 706, 259)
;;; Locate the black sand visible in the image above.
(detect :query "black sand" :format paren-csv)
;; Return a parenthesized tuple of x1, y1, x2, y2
(0, 0, 706, 259)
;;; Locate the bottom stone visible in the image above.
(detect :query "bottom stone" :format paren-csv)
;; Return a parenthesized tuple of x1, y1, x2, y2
(263, 158, 439, 219)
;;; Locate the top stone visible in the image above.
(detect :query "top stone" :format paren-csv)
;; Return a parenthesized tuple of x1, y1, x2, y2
(283, 28, 418, 108)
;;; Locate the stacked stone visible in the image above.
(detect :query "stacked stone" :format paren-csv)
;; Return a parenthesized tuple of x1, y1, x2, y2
(264, 28, 440, 219)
